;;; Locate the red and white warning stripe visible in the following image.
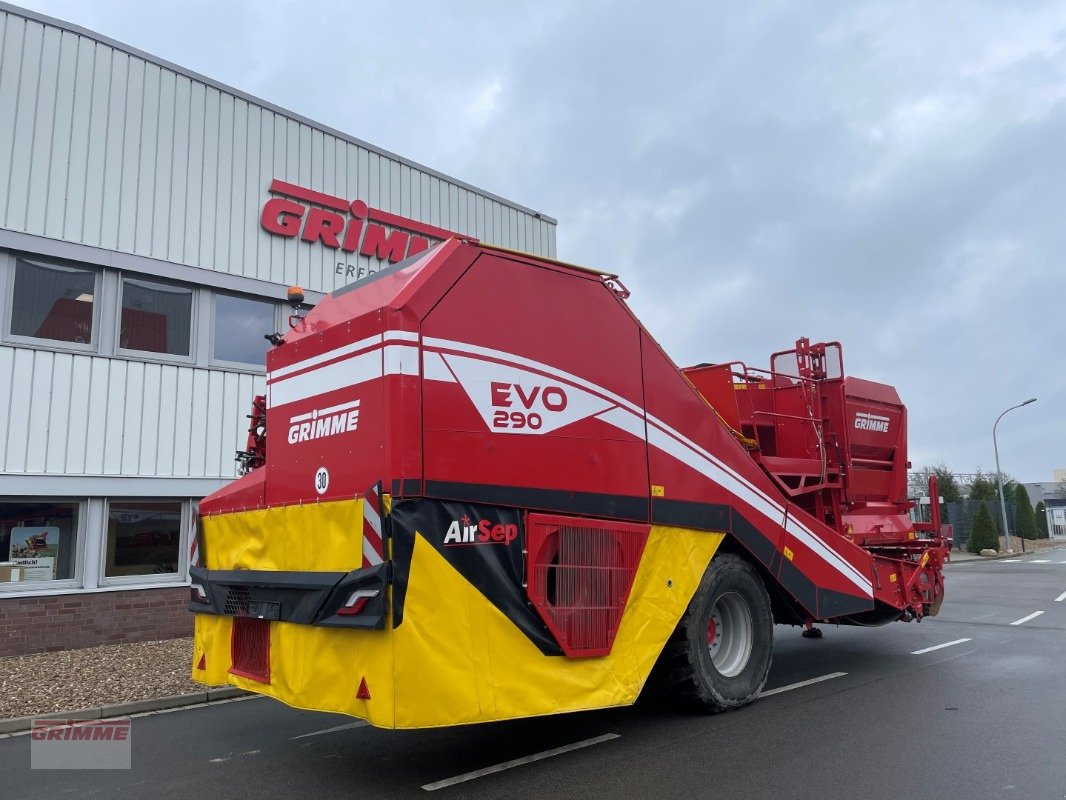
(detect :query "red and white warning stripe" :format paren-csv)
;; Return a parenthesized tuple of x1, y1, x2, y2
(188, 504, 201, 569)
(362, 484, 384, 567)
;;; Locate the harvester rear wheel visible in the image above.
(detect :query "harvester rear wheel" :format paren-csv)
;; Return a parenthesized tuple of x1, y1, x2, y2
(657, 553, 773, 712)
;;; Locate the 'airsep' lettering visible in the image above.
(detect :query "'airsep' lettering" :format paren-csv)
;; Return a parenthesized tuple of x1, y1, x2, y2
(443, 518, 518, 546)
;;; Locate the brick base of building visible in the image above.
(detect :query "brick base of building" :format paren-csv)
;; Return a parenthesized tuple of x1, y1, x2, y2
(0, 587, 192, 658)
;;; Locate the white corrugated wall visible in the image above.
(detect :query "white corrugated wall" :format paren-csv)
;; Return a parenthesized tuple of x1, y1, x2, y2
(0, 345, 264, 479)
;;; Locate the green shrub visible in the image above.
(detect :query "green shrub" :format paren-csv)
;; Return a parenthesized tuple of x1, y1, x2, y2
(1014, 485, 1037, 540)
(1035, 502, 1049, 539)
(969, 504, 1000, 553)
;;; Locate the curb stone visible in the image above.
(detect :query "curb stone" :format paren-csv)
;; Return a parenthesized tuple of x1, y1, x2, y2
(949, 544, 1065, 563)
(0, 687, 248, 735)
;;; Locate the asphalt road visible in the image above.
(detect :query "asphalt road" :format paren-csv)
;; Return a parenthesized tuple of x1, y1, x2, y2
(5, 548, 1066, 800)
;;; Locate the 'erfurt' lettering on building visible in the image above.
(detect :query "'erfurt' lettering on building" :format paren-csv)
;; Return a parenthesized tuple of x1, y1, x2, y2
(288, 400, 361, 444)
(336, 262, 380, 281)
(261, 179, 459, 265)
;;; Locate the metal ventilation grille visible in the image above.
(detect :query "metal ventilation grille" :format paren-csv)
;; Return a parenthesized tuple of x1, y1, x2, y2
(229, 617, 271, 683)
(527, 513, 650, 658)
(223, 585, 250, 616)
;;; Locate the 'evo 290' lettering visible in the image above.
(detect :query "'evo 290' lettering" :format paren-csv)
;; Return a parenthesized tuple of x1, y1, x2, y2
(490, 382, 568, 430)
(441, 352, 617, 436)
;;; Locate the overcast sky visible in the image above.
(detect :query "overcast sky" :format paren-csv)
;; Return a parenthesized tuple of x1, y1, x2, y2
(19, 0, 1065, 483)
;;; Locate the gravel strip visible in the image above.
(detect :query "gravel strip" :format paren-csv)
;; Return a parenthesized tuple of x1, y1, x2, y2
(0, 637, 220, 719)
(1001, 537, 1063, 553)
(955, 537, 1063, 557)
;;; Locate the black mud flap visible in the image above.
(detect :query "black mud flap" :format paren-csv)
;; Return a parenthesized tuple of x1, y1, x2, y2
(389, 498, 562, 655)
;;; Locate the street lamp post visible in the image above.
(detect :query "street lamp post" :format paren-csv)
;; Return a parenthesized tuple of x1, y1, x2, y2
(993, 398, 1037, 555)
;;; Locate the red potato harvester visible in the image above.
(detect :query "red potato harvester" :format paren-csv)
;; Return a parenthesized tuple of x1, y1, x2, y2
(189, 238, 948, 729)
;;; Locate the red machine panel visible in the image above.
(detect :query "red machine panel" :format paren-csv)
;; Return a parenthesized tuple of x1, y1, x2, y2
(841, 377, 908, 504)
(263, 310, 390, 505)
(420, 252, 650, 517)
(642, 332, 874, 611)
(682, 363, 744, 433)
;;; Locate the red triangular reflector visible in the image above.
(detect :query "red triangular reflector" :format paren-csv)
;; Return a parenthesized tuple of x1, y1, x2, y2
(197, 653, 207, 670)
(356, 677, 371, 700)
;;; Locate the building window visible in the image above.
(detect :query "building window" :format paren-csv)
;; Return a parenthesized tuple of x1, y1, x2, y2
(105, 501, 183, 577)
(119, 278, 193, 356)
(9, 260, 96, 345)
(0, 500, 80, 583)
(213, 293, 275, 367)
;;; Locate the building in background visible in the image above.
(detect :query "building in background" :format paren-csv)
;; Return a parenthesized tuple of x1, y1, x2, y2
(0, 2, 556, 656)
(1024, 475, 1066, 540)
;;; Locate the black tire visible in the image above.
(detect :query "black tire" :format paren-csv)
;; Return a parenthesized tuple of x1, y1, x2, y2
(654, 553, 773, 712)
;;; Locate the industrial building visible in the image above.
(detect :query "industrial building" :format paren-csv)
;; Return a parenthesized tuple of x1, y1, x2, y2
(0, 2, 556, 655)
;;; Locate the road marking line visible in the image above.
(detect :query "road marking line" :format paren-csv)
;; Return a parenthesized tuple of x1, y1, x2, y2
(1010, 611, 1045, 626)
(421, 733, 620, 791)
(1055, 590, 1066, 602)
(290, 720, 370, 739)
(1030, 559, 1051, 564)
(911, 638, 972, 655)
(759, 672, 847, 697)
(1059, 560, 1066, 564)
(0, 695, 263, 740)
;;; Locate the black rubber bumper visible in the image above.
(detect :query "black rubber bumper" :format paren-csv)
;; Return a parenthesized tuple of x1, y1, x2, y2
(188, 563, 389, 630)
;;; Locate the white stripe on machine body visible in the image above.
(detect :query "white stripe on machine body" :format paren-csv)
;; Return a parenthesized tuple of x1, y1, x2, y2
(262, 329, 873, 597)
(267, 331, 419, 409)
(269, 329, 418, 381)
(423, 337, 872, 596)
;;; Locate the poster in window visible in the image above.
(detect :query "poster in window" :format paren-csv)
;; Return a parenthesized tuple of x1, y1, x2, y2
(9, 526, 59, 581)
(112, 510, 181, 569)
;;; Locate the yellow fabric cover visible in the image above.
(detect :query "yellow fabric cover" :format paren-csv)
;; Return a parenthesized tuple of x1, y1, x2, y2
(199, 500, 365, 572)
(193, 502, 723, 729)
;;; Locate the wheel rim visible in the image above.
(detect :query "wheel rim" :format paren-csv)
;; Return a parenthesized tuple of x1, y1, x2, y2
(707, 591, 753, 677)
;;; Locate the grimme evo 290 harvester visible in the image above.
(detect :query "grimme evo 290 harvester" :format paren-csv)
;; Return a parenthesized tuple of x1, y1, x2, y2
(189, 237, 949, 728)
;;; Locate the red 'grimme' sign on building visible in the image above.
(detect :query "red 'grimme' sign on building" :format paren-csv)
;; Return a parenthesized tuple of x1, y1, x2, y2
(260, 179, 459, 264)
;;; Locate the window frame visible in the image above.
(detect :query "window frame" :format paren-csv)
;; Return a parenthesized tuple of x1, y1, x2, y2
(208, 290, 280, 373)
(114, 273, 197, 364)
(3, 257, 101, 354)
(0, 496, 87, 593)
(99, 498, 190, 587)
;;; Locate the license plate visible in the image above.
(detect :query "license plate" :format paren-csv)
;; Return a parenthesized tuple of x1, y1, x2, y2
(246, 600, 280, 620)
